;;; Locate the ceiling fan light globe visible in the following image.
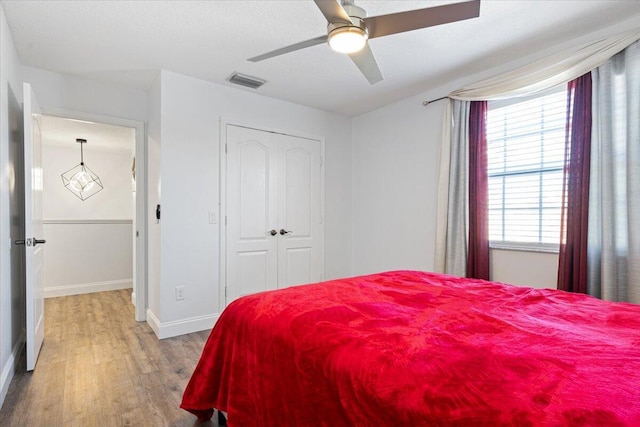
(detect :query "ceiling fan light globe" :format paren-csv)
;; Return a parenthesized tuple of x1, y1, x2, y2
(328, 26, 368, 54)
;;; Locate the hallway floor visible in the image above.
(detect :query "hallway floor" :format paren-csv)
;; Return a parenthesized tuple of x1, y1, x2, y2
(0, 289, 216, 426)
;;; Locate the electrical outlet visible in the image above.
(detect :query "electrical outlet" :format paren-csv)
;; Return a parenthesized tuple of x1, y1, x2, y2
(175, 286, 185, 301)
(209, 211, 217, 224)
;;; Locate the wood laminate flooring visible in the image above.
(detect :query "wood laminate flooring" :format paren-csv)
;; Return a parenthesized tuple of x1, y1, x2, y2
(0, 289, 219, 427)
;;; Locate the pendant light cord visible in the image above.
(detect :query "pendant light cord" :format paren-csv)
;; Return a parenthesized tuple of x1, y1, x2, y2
(77, 138, 86, 165)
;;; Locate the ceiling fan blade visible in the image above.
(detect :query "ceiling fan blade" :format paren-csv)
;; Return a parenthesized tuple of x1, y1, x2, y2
(348, 44, 383, 85)
(364, 0, 480, 39)
(313, 0, 353, 24)
(248, 35, 328, 62)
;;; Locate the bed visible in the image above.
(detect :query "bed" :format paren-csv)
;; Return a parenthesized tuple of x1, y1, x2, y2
(181, 270, 640, 426)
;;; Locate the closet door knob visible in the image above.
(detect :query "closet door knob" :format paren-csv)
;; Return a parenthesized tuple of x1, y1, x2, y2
(269, 229, 277, 236)
(279, 229, 292, 235)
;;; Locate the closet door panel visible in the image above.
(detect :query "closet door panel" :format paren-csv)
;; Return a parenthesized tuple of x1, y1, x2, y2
(226, 125, 278, 304)
(277, 134, 322, 288)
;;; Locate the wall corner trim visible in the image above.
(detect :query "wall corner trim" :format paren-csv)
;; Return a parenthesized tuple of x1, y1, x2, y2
(146, 310, 218, 340)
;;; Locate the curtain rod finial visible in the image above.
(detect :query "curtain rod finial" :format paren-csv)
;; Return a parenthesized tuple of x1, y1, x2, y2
(423, 96, 448, 107)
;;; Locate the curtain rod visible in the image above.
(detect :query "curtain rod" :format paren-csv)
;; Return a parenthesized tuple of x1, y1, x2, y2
(422, 96, 448, 106)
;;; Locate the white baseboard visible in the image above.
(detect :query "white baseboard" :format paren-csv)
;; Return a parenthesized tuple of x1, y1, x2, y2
(131, 291, 137, 307)
(44, 279, 133, 298)
(146, 308, 218, 340)
(0, 331, 25, 411)
(146, 309, 161, 337)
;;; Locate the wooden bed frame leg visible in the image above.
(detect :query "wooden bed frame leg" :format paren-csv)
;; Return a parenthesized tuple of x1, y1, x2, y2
(217, 409, 227, 426)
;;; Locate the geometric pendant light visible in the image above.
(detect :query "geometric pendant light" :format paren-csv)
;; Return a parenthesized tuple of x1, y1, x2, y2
(61, 138, 104, 201)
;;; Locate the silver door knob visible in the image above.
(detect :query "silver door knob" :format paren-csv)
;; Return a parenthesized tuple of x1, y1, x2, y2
(269, 229, 277, 236)
(279, 229, 292, 235)
(13, 238, 46, 246)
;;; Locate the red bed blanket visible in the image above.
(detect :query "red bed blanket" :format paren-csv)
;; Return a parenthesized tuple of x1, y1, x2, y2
(181, 270, 640, 426)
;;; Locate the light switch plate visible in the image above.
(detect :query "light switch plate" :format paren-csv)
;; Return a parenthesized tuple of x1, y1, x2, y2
(209, 211, 217, 224)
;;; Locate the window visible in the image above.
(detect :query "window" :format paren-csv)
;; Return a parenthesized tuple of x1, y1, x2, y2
(486, 87, 568, 251)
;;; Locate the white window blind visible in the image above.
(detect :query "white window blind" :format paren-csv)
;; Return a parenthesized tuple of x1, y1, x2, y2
(486, 88, 568, 251)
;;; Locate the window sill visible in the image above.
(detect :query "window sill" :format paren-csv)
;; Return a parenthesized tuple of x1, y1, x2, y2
(489, 242, 559, 254)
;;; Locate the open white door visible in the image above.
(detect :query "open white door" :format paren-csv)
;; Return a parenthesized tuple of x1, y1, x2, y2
(23, 83, 45, 371)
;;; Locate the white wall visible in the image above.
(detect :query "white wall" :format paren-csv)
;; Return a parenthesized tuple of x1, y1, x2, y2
(0, 4, 24, 410)
(146, 70, 352, 338)
(21, 66, 148, 123)
(43, 143, 133, 220)
(491, 250, 558, 289)
(41, 142, 134, 297)
(42, 222, 133, 296)
(351, 95, 446, 275)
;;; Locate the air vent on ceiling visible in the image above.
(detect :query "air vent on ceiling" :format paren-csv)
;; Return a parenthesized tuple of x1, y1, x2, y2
(228, 72, 267, 89)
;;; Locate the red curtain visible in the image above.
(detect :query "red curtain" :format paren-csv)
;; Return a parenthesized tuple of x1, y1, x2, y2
(557, 73, 592, 293)
(467, 101, 490, 280)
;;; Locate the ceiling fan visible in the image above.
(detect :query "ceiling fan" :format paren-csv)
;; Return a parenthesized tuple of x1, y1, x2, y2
(248, 0, 481, 84)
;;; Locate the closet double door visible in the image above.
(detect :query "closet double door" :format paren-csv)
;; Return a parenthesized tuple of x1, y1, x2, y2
(225, 125, 323, 305)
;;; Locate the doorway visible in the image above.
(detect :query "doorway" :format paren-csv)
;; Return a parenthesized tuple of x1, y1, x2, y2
(39, 110, 147, 322)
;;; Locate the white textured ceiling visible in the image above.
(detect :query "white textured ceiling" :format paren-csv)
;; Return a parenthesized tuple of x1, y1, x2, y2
(4, 0, 640, 116)
(41, 115, 135, 154)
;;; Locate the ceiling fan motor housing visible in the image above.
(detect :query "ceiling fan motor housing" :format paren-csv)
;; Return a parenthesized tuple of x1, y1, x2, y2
(343, 3, 367, 19)
(327, 19, 368, 38)
(327, 3, 367, 33)
(327, 4, 368, 46)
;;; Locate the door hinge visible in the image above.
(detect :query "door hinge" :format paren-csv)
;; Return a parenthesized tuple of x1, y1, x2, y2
(320, 156, 323, 166)
(224, 286, 227, 298)
(225, 143, 228, 154)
